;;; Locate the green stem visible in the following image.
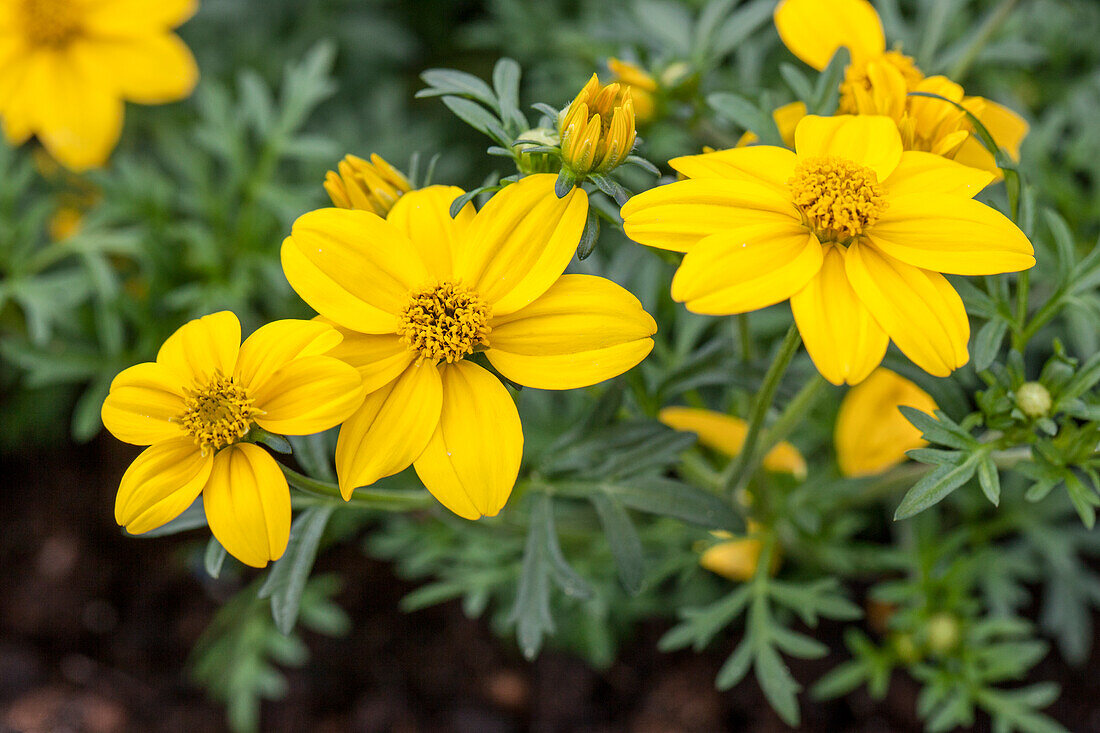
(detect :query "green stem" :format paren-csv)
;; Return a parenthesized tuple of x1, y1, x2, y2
(737, 313, 754, 363)
(1011, 269, 1030, 352)
(279, 464, 433, 510)
(722, 323, 802, 498)
(947, 0, 1021, 81)
(756, 374, 828, 460)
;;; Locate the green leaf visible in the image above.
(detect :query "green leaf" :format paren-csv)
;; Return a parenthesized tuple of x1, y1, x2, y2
(779, 63, 815, 103)
(972, 318, 1008, 372)
(978, 453, 1002, 506)
(576, 207, 600, 261)
(898, 406, 976, 449)
(1064, 473, 1098, 529)
(811, 660, 869, 700)
(204, 537, 228, 579)
(755, 642, 802, 726)
(509, 501, 555, 659)
(259, 505, 334, 635)
(600, 476, 743, 531)
(588, 173, 632, 206)
(590, 492, 645, 594)
(555, 168, 578, 198)
(715, 638, 754, 689)
(441, 96, 509, 145)
(418, 68, 497, 107)
(534, 493, 594, 600)
(707, 93, 782, 147)
(1043, 209, 1077, 285)
(709, 0, 776, 59)
(894, 451, 983, 520)
(492, 57, 525, 133)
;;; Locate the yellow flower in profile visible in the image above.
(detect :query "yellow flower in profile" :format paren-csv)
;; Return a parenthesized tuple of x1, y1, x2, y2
(659, 407, 806, 478)
(773, 0, 1027, 174)
(281, 175, 657, 519)
(608, 58, 658, 123)
(736, 101, 807, 149)
(101, 312, 363, 567)
(324, 153, 412, 216)
(0, 0, 200, 171)
(558, 73, 637, 177)
(835, 368, 938, 477)
(622, 115, 1034, 385)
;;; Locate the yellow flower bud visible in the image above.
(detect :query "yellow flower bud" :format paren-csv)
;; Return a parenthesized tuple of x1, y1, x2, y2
(558, 74, 637, 177)
(659, 407, 807, 479)
(699, 524, 780, 582)
(323, 153, 412, 216)
(1017, 381, 1052, 417)
(925, 612, 961, 654)
(835, 368, 938, 477)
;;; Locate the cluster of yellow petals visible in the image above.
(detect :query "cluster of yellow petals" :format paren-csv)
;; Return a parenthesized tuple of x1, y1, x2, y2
(101, 312, 363, 568)
(608, 57, 658, 123)
(558, 73, 637, 176)
(773, 0, 1028, 176)
(324, 153, 412, 215)
(1, 0, 200, 170)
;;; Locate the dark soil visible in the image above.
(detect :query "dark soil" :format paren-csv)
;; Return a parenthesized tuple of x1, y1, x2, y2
(2, 439, 1098, 732)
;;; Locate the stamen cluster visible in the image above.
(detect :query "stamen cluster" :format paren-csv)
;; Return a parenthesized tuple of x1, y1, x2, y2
(788, 156, 888, 242)
(177, 372, 259, 454)
(397, 282, 491, 363)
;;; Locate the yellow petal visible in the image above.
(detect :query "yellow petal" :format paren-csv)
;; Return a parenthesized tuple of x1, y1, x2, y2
(835, 368, 938, 476)
(75, 33, 197, 104)
(386, 185, 475, 281)
(252, 355, 362, 436)
(115, 436, 213, 534)
(883, 151, 994, 198)
(23, 50, 124, 171)
(845, 241, 969, 376)
(669, 145, 798, 195)
(413, 362, 523, 519)
(83, 0, 198, 33)
(101, 362, 187, 445)
(953, 97, 1029, 173)
(794, 115, 902, 181)
(657, 407, 806, 477)
(700, 538, 764, 582)
(870, 194, 1034, 275)
(334, 363, 443, 498)
(774, 0, 885, 71)
(790, 244, 888, 386)
(484, 274, 656, 389)
(235, 319, 343, 394)
(773, 100, 808, 148)
(322, 327, 414, 393)
(282, 208, 430, 331)
(621, 178, 800, 252)
(156, 311, 241, 384)
(671, 223, 823, 314)
(457, 174, 588, 315)
(203, 444, 291, 568)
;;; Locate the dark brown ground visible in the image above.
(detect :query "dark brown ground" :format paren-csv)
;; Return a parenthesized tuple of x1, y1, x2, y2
(2, 438, 1098, 732)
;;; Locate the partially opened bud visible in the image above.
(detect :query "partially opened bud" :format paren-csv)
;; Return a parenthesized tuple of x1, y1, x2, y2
(608, 58, 658, 123)
(558, 74, 637, 177)
(324, 153, 412, 216)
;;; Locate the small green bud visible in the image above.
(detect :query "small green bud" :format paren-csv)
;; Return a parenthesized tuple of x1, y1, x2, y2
(926, 612, 960, 654)
(892, 633, 920, 663)
(1017, 381, 1052, 418)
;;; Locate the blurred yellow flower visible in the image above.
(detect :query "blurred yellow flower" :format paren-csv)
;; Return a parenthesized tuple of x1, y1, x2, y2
(735, 101, 807, 149)
(700, 525, 780, 582)
(0, 0, 200, 171)
(835, 367, 938, 476)
(773, 0, 1027, 174)
(101, 312, 362, 567)
(608, 57, 657, 123)
(623, 115, 1034, 384)
(281, 176, 656, 519)
(659, 406, 806, 478)
(558, 73, 636, 177)
(324, 153, 412, 216)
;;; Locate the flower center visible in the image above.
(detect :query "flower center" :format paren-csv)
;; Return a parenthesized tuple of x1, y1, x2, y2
(397, 282, 492, 363)
(177, 372, 260, 454)
(788, 156, 888, 242)
(838, 50, 924, 114)
(19, 0, 82, 48)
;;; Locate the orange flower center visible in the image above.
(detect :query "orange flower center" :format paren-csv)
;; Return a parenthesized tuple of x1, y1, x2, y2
(19, 0, 82, 48)
(177, 372, 260, 454)
(397, 282, 491, 363)
(788, 156, 888, 242)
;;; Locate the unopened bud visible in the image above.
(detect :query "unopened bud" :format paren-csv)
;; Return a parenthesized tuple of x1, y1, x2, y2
(1017, 382, 1052, 418)
(926, 612, 960, 654)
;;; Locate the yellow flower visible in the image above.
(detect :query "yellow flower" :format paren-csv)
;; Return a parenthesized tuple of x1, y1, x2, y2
(101, 312, 363, 567)
(773, 0, 1027, 174)
(835, 368, 938, 476)
(0, 0, 199, 171)
(735, 100, 807, 149)
(659, 407, 807, 478)
(558, 73, 636, 177)
(281, 176, 657, 519)
(622, 115, 1034, 385)
(608, 57, 658, 123)
(324, 153, 412, 216)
